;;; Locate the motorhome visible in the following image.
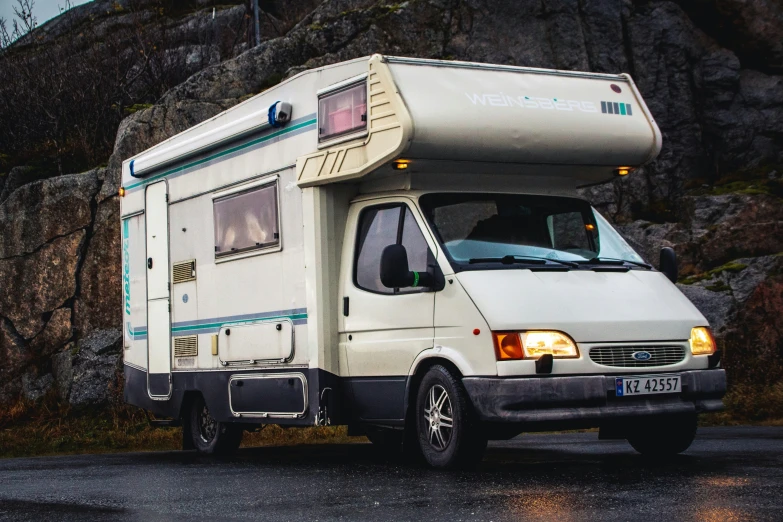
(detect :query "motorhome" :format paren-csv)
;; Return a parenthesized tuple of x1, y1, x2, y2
(120, 55, 726, 468)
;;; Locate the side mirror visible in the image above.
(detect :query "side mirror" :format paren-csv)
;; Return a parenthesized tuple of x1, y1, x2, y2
(659, 247, 678, 283)
(380, 244, 444, 290)
(380, 244, 412, 288)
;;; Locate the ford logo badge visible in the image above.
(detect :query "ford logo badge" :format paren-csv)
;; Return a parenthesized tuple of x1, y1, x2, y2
(632, 351, 652, 361)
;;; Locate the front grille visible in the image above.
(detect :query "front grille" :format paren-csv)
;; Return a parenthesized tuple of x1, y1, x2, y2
(589, 345, 685, 367)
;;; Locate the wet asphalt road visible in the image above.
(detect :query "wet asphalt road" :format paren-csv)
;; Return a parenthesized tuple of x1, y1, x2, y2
(0, 426, 781, 521)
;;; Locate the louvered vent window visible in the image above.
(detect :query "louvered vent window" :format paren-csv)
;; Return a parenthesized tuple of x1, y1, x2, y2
(173, 336, 198, 357)
(172, 260, 196, 284)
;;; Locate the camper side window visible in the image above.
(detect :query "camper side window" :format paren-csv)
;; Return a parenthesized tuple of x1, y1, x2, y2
(354, 204, 431, 294)
(213, 182, 280, 257)
(318, 81, 367, 142)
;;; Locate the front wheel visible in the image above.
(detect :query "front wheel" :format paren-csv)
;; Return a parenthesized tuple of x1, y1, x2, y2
(627, 413, 697, 456)
(188, 395, 243, 455)
(416, 365, 487, 469)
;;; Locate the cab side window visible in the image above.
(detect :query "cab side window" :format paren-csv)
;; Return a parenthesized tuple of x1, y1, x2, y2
(355, 204, 432, 294)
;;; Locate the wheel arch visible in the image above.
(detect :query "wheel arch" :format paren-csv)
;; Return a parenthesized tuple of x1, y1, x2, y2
(403, 355, 465, 429)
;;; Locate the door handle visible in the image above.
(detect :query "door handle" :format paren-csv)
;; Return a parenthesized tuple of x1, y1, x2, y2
(147, 257, 153, 269)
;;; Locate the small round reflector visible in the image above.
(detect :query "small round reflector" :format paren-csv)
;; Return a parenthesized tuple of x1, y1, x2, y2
(473, 328, 480, 336)
(610, 84, 622, 93)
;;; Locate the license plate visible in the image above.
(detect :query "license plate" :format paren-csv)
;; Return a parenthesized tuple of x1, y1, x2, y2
(615, 375, 681, 397)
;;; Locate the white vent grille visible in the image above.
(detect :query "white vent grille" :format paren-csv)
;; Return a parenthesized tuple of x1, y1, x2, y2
(173, 336, 198, 358)
(172, 260, 196, 284)
(589, 345, 685, 367)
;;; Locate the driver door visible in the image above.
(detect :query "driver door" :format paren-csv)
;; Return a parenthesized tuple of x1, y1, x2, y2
(338, 199, 437, 422)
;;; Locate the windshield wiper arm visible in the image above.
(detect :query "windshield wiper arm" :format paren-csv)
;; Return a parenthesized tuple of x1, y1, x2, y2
(584, 257, 652, 269)
(468, 255, 578, 268)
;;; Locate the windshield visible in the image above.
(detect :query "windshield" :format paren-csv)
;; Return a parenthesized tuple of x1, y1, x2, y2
(418, 193, 644, 269)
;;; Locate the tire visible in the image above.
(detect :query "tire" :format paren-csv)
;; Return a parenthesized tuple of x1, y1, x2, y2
(188, 395, 243, 455)
(627, 413, 697, 456)
(416, 365, 487, 469)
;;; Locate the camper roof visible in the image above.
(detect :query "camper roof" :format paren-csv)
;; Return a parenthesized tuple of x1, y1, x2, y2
(121, 55, 661, 194)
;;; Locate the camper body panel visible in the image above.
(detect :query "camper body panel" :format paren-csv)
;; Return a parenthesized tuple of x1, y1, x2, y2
(122, 213, 148, 370)
(121, 58, 369, 425)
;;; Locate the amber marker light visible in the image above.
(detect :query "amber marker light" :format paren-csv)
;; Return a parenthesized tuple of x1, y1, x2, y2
(118, 187, 126, 197)
(392, 159, 410, 170)
(614, 166, 634, 177)
(493, 332, 524, 360)
(585, 223, 596, 232)
(690, 327, 717, 355)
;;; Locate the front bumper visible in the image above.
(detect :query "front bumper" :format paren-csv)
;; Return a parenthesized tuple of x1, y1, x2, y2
(463, 369, 726, 426)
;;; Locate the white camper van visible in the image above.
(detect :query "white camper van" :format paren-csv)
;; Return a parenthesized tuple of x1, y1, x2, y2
(120, 55, 726, 468)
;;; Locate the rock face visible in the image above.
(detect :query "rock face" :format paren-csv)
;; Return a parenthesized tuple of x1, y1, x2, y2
(74, 198, 121, 337)
(617, 193, 783, 276)
(0, 170, 108, 406)
(0, 171, 98, 258)
(0, 0, 781, 415)
(67, 329, 124, 407)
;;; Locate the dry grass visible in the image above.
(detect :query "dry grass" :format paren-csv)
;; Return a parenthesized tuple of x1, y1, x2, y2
(0, 398, 363, 459)
(241, 424, 360, 448)
(0, 400, 179, 458)
(702, 382, 783, 426)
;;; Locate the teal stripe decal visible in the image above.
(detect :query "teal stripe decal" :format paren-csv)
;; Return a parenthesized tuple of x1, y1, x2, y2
(127, 323, 147, 340)
(127, 309, 308, 338)
(171, 313, 308, 334)
(124, 116, 317, 192)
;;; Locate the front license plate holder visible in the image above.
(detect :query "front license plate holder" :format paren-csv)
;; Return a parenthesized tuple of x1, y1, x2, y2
(615, 374, 681, 397)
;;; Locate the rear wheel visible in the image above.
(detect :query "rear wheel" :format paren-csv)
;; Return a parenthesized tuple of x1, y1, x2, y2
(627, 413, 697, 456)
(416, 365, 487, 469)
(188, 395, 243, 455)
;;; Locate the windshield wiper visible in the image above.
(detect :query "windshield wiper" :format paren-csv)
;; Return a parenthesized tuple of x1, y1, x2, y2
(582, 257, 652, 269)
(468, 255, 578, 268)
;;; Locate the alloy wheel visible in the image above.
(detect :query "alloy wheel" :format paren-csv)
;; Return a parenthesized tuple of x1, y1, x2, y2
(423, 384, 453, 451)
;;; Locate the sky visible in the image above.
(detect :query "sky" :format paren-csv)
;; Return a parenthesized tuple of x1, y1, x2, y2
(0, 0, 92, 29)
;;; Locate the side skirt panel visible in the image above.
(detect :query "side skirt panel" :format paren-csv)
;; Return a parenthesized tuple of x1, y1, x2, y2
(344, 376, 408, 425)
(124, 364, 407, 426)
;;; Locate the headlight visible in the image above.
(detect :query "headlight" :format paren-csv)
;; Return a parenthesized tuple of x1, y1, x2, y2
(690, 327, 717, 355)
(493, 331, 579, 360)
